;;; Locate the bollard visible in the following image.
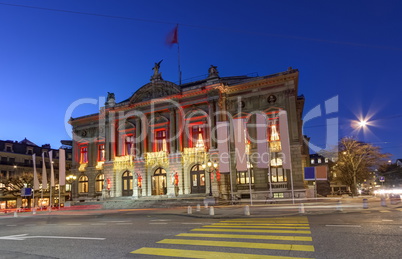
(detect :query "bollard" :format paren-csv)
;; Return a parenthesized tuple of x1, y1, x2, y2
(14, 211, 18, 218)
(381, 197, 387, 207)
(196, 204, 201, 212)
(299, 203, 305, 214)
(32, 208, 36, 215)
(204, 202, 208, 209)
(362, 198, 368, 209)
(187, 206, 192, 215)
(209, 206, 215, 216)
(336, 200, 343, 212)
(244, 205, 250, 216)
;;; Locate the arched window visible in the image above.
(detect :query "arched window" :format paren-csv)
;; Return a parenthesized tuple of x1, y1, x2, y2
(95, 174, 104, 192)
(78, 175, 89, 193)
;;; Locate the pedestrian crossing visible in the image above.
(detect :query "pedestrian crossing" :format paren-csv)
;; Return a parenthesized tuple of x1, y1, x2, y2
(131, 216, 315, 258)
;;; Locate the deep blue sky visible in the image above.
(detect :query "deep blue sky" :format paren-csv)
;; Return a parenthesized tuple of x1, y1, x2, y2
(1, 0, 401, 160)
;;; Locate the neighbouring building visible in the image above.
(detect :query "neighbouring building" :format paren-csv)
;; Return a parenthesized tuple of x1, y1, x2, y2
(0, 138, 72, 209)
(69, 64, 308, 202)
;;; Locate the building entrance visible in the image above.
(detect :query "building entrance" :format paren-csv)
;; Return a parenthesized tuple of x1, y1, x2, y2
(122, 171, 133, 196)
(152, 168, 167, 195)
(190, 164, 206, 194)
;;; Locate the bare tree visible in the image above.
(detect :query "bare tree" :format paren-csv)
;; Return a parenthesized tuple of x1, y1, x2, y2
(333, 137, 389, 196)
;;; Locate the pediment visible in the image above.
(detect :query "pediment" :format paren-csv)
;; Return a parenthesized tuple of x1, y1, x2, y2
(129, 80, 181, 104)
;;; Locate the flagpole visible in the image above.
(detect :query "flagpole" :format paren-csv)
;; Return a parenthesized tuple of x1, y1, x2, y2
(59, 186, 61, 210)
(177, 24, 182, 85)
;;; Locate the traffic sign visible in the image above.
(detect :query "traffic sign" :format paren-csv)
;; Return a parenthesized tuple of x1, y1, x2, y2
(379, 176, 385, 182)
(21, 188, 32, 196)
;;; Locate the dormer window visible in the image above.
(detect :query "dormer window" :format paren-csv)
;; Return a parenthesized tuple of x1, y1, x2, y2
(26, 146, 34, 155)
(5, 143, 13, 152)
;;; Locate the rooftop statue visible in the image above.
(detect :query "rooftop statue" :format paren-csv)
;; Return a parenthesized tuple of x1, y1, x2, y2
(208, 65, 219, 78)
(151, 59, 163, 80)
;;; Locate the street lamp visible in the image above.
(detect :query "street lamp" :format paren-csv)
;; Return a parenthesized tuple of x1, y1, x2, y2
(202, 160, 218, 196)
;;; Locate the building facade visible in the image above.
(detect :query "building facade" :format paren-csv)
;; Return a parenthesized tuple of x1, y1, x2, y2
(69, 65, 307, 202)
(0, 139, 72, 209)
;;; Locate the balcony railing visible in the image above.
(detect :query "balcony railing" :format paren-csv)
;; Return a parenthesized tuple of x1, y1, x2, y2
(113, 155, 134, 170)
(145, 151, 168, 167)
(182, 147, 205, 164)
(269, 182, 288, 189)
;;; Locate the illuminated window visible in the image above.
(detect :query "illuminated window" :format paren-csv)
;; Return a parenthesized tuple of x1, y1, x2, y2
(268, 117, 281, 152)
(155, 130, 168, 152)
(98, 144, 105, 161)
(80, 146, 88, 164)
(311, 159, 315, 164)
(125, 136, 135, 155)
(95, 174, 104, 192)
(78, 175, 89, 193)
(274, 193, 284, 198)
(236, 169, 254, 184)
(191, 125, 205, 149)
(317, 158, 322, 163)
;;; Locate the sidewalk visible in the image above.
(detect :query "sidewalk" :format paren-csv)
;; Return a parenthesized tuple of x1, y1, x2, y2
(1, 196, 400, 219)
(176, 196, 402, 218)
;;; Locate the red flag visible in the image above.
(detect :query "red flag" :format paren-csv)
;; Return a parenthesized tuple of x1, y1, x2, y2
(166, 25, 178, 46)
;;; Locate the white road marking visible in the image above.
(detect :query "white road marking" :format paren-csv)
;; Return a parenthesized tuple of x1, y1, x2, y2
(116, 223, 133, 225)
(150, 219, 170, 222)
(6, 225, 17, 227)
(326, 225, 361, 228)
(149, 223, 168, 225)
(0, 234, 105, 241)
(382, 219, 394, 222)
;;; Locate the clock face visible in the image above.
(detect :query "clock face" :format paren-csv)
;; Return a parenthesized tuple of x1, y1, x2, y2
(267, 95, 277, 104)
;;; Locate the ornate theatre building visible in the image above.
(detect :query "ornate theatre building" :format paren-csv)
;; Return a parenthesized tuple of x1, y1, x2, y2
(69, 64, 307, 202)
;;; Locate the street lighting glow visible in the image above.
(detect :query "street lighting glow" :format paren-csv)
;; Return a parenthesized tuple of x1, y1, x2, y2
(358, 120, 367, 128)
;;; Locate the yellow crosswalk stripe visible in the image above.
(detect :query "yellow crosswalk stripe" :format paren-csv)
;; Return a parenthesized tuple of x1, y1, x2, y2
(177, 232, 313, 241)
(222, 220, 309, 224)
(380, 210, 391, 213)
(157, 239, 315, 252)
(209, 224, 310, 229)
(191, 228, 311, 234)
(131, 247, 314, 259)
(214, 222, 310, 226)
(224, 217, 308, 222)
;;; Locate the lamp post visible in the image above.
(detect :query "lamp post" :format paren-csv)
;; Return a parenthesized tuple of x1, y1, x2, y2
(66, 175, 77, 201)
(202, 160, 218, 196)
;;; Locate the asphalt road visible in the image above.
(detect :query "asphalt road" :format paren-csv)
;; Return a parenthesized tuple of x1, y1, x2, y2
(0, 207, 401, 258)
